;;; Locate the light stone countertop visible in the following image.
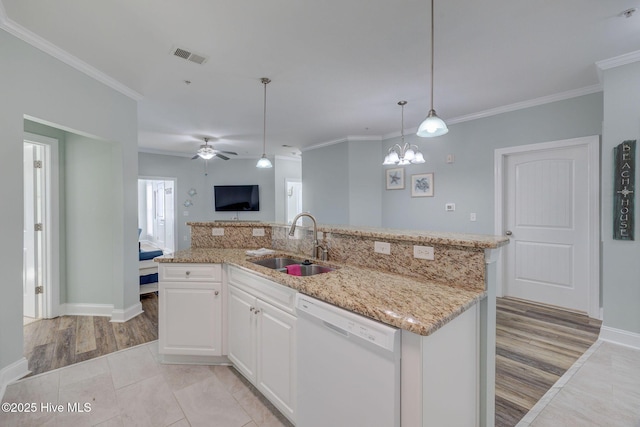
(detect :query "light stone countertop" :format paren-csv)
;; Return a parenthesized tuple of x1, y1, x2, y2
(187, 221, 509, 249)
(155, 248, 486, 336)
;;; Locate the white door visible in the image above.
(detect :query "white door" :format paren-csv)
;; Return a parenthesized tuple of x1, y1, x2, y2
(23, 143, 44, 319)
(501, 137, 599, 314)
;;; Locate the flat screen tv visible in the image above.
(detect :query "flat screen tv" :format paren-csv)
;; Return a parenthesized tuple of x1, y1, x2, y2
(214, 185, 260, 211)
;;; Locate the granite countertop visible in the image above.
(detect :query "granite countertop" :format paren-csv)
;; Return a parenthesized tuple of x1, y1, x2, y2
(188, 221, 509, 249)
(156, 248, 485, 336)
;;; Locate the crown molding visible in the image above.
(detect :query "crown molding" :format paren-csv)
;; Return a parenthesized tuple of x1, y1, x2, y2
(446, 84, 602, 126)
(302, 135, 382, 152)
(0, 6, 143, 101)
(596, 50, 640, 71)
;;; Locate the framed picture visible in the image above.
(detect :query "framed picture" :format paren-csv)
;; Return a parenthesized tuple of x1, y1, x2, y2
(385, 167, 405, 190)
(411, 173, 434, 197)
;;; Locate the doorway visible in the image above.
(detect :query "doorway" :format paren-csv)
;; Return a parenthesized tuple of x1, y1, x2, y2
(23, 133, 60, 321)
(285, 179, 302, 224)
(494, 136, 600, 318)
(138, 178, 176, 254)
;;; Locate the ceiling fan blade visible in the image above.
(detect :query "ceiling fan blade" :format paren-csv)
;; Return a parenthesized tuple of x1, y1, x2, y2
(215, 153, 230, 160)
(191, 155, 200, 160)
(218, 150, 238, 156)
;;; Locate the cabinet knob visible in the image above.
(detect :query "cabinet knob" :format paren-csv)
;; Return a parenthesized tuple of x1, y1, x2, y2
(185, 271, 191, 276)
(214, 290, 219, 296)
(505, 230, 513, 236)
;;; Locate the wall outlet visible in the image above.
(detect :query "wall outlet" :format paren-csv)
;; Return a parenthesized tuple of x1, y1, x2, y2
(414, 245, 435, 260)
(252, 228, 265, 237)
(445, 203, 456, 211)
(446, 154, 455, 164)
(374, 241, 391, 255)
(470, 212, 477, 221)
(211, 228, 225, 236)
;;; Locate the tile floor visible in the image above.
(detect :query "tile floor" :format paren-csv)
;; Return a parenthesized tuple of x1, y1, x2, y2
(3, 338, 639, 427)
(1, 342, 293, 427)
(518, 340, 640, 426)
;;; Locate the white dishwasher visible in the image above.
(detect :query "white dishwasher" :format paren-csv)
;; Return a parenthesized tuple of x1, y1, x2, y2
(296, 294, 401, 427)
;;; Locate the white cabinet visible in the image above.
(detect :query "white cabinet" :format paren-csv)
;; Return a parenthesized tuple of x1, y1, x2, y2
(227, 266, 297, 424)
(158, 263, 224, 359)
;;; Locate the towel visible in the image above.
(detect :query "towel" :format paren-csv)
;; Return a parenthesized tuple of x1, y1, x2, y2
(286, 264, 302, 276)
(246, 248, 276, 256)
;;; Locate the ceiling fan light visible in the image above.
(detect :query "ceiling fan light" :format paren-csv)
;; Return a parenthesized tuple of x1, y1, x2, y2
(416, 109, 449, 137)
(256, 154, 273, 168)
(197, 145, 215, 160)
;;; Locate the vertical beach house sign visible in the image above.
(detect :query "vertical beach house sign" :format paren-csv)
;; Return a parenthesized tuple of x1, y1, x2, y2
(614, 140, 636, 240)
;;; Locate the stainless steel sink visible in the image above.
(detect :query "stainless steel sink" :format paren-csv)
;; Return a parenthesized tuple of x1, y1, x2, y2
(251, 257, 302, 269)
(297, 264, 336, 276)
(250, 257, 337, 276)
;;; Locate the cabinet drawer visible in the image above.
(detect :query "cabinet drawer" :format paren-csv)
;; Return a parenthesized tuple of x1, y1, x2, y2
(228, 266, 296, 314)
(160, 263, 222, 282)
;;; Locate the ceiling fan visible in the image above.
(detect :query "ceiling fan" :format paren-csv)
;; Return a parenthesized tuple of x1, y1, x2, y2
(192, 138, 238, 160)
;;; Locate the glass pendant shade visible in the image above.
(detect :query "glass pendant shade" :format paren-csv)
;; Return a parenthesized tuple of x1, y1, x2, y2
(416, 109, 449, 137)
(412, 151, 426, 163)
(256, 154, 272, 168)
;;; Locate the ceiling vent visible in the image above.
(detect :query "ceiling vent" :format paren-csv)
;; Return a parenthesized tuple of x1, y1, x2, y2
(171, 47, 208, 65)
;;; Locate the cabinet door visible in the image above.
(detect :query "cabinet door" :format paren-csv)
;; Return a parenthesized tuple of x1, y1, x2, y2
(159, 281, 222, 356)
(228, 285, 257, 382)
(256, 299, 297, 423)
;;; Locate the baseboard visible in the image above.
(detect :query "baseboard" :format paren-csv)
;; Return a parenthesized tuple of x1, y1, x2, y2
(60, 303, 113, 317)
(110, 302, 143, 323)
(599, 326, 640, 350)
(0, 358, 30, 401)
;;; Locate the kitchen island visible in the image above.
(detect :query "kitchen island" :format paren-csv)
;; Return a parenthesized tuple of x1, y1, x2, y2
(156, 221, 508, 427)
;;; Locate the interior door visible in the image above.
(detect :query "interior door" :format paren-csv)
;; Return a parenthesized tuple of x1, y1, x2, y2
(504, 144, 592, 312)
(23, 143, 44, 318)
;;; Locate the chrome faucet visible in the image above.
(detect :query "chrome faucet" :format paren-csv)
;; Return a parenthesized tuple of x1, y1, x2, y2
(288, 212, 328, 261)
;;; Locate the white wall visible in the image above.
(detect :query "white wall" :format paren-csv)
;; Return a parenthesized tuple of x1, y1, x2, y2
(0, 29, 138, 373)
(138, 152, 276, 250)
(602, 61, 640, 335)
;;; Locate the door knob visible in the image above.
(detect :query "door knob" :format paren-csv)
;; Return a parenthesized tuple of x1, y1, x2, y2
(505, 230, 513, 236)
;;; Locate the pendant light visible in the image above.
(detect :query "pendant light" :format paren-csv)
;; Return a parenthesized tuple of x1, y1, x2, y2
(384, 101, 425, 165)
(416, 0, 448, 137)
(256, 77, 273, 169)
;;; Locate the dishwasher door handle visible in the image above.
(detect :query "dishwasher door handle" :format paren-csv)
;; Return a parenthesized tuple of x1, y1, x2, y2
(322, 320, 349, 337)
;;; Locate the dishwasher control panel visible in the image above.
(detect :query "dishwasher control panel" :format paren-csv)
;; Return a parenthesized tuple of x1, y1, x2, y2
(297, 294, 399, 352)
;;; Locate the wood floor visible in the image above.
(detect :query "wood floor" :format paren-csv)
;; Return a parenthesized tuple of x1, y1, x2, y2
(23, 294, 601, 427)
(23, 293, 158, 377)
(495, 297, 602, 427)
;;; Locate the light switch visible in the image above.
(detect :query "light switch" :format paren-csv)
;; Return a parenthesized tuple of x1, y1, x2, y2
(374, 241, 391, 255)
(445, 203, 456, 212)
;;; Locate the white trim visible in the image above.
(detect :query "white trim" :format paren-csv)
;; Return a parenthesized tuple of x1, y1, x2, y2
(599, 326, 640, 350)
(61, 303, 114, 317)
(448, 85, 602, 126)
(274, 154, 301, 162)
(596, 50, 640, 71)
(494, 135, 601, 319)
(0, 13, 142, 101)
(302, 135, 382, 152)
(111, 302, 143, 323)
(0, 357, 29, 401)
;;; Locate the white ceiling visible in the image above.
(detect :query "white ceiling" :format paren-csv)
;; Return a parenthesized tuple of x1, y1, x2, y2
(2, 0, 640, 159)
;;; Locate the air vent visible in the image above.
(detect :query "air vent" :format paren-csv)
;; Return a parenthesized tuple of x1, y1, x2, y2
(171, 46, 208, 65)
